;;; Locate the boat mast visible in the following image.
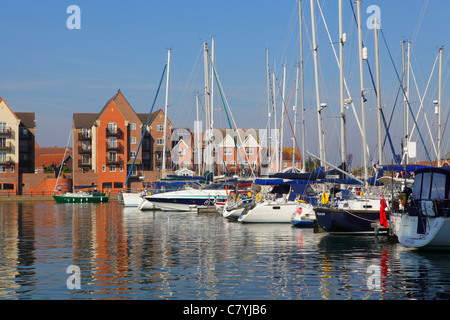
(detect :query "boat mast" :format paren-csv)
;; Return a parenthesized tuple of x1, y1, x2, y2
(438, 46, 443, 167)
(203, 42, 212, 174)
(162, 48, 171, 177)
(272, 72, 279, 172)
(210, 37, 215, 134)
(293, 63, 299, 170)
(266, 48, 272, 163)
(280, 64, 286, 171)
(339, 0, 347, 170)
(299, 0, 305, 172)
(356, 0, 368, 188)
(374, 17, 382, 165)
(310, 0, 325, 169)
(196, 92, 201, 176)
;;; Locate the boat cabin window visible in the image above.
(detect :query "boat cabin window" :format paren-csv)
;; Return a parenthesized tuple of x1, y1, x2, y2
(413, 172, 448, 200)
(412, 173, 422, 200)
(430, 173, 446, 200)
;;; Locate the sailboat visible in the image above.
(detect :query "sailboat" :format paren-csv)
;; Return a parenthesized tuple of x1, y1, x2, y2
(397, 166, 450, 250)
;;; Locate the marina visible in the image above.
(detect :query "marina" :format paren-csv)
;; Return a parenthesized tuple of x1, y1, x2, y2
(0, 0, 450, 307)
(1, 200, 450, 300)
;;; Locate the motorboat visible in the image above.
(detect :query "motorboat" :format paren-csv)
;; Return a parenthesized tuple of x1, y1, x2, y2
(139, 182, 228, 212)
(397, 166, 450, 250)
(238, 182, 316, 223)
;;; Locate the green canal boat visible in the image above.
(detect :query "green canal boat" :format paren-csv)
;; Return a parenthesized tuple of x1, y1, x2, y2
(53, 192, 109, 203)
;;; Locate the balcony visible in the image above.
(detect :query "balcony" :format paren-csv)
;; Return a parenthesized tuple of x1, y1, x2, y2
(0, 156, 13, 165)
(105, 156, 124, 166)
(0, 142, 12, 152)
(78, 132, 91, 140)
(106, 142, 124, 153)
(78, 146, 92, 154)
(0, 127, 12, 137)
(106, 127, 123, 138)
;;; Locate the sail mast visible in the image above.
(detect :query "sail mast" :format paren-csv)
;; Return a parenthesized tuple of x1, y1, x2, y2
(310, 0, 325, 168)
(374, 17, 383, 165)
(438, 46, 443, 166)
(339, 0, 347, 170)
(356, 0, 368, 187)
(299, 0, 305, 172)
(162, 48, 171, 177)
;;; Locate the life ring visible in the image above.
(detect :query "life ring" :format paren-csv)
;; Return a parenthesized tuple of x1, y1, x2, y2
(256, 193, 262, 202)
(321, 193, 329, 205)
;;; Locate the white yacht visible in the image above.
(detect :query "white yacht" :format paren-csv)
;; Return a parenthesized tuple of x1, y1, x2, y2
(397, 166, 450, 250)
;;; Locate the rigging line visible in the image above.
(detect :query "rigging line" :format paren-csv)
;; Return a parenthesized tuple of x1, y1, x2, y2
(411, 0, 429, 49)
(408, 51, 439, 150)
(277, 81, 303, 163)
(348, 0, 396, 162)
(379, 29, 433, 166)
(209, 61, 249, 177)
(126, 64, 167, 187)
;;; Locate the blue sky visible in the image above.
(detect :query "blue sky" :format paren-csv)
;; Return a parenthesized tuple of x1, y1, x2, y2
(1, 0, 448, 167)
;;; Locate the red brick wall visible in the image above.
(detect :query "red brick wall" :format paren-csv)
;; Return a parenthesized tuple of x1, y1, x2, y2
(96, 101, 127, 193)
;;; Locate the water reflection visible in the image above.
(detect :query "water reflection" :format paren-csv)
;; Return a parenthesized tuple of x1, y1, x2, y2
(1, 201, 450, 299)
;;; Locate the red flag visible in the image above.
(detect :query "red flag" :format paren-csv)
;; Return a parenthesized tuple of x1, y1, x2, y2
(380, 196, 388, 228)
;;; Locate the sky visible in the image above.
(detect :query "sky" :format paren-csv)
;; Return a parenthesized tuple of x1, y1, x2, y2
(1, 0, 449, 168)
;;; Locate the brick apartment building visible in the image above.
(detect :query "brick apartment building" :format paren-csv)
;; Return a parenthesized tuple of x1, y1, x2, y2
(0, 97, 35, 195)
(72, 89, 172, 193)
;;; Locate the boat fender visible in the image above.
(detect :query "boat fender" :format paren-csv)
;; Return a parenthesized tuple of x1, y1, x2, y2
(297, 199, 307, 203)
(256, 193, 262, 202)
(321, 193, 329, 205)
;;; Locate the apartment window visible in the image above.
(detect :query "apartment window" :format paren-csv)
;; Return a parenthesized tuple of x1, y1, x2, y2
(109, 151, 117, 162)
(157, 139, 164, 145)
(0, 137, 6, 148)
(230, 161, 236, 167)
(0, 166, 5, 173)
(82, 154, 90, 165)
(130, 123, 136, 130)
(130, 137, 136, 144)
(224, 148, 232, 155)
(21, 128, 28, 137)
(82, 128, 90, 138)
(82, 140, 91, 151)
(0, 122, 6, 133)
(108, 122, 117, 134)
(0, 152, 6, 163)
(131, 166, 137, 176)
(114, 182, 124, 189)
(10, 166, 14, 173)
(245, 148, 254, 155)
(129, 151, 136, 159)
(120, 165, 123, 172)
(157, 125, 164, 131)
(110, 165, 116, 172)
(19, 140, 28, 150)
(143, 152, 149, 159)
(3, 183, 13, 190)
(178, 148, 186, 155)
(102, 182, 112, 189)
(108, 137, 117, 148)
(102, 165, 106, 172)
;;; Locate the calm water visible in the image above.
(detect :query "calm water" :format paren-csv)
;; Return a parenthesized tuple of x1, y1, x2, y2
(1, 201, 450, 300)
